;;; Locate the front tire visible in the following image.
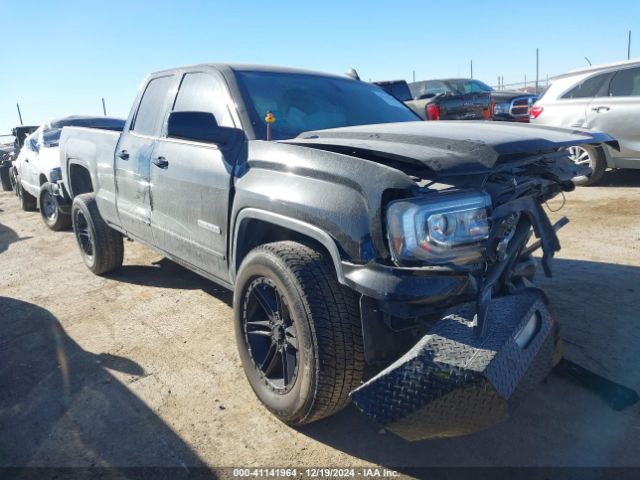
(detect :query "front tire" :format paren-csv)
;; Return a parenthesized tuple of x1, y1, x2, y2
(71, 193, 124, 275)
(39, 183, 71, 231)
(568, 145, 606, 186)
(234, 241, 364, 425)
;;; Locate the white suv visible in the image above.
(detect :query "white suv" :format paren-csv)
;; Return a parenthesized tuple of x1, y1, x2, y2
(15, 116, 125, 230)
(530, 60, 640, 185)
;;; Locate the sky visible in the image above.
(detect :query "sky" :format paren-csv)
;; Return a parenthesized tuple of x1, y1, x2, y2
(1, 0, 638, 136)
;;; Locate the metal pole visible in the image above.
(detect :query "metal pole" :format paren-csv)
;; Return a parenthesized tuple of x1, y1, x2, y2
(628, 30, 632, 60)
(536, 48, 540, 95)
(16, 103, 23, 125)
(412, 70, 415, 82)
(470, 60, 473, 79)
(524, 74, 527, 89)
(102, 98, 107, 116)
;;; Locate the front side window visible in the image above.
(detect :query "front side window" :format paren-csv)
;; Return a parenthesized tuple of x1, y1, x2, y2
(439, 79, 493, 94)
(457, 80, 493, 94)
(132, 75, 174, 136)
(608, 67, 640, 97)
(173, 72, 234, 127)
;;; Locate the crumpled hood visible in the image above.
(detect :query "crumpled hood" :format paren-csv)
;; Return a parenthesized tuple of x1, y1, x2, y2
(284, 121, 617, 176)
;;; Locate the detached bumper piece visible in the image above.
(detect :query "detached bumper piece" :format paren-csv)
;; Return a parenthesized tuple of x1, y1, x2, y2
(351, 290, 558, 441)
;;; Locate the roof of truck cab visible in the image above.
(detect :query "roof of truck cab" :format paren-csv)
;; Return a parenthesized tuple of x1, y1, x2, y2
(149, 63, 349, 79)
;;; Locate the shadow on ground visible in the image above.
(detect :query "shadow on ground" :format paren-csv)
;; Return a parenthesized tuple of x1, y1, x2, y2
(300, 258, 640, 468)
(106, 258, 232, 306)
(597, 169, 640, 187)
(0, 296, 214, 475)
(0, 222, 31, 254)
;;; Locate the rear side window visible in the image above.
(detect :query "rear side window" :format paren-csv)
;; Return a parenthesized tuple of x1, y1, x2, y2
(375, 82, 412, 102)
(562, 74, 608, 99)
(132, 75, 174, 136)
(173, 72, 233, 127)
(409, 80, 450, 98)
(609, 67, 640, 96)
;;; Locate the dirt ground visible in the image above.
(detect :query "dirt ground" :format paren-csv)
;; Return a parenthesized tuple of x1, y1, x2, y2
(1, 170, 639, 473)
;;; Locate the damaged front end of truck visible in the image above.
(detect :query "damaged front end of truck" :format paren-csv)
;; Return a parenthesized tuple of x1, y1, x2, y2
(290, 122, 619, 440)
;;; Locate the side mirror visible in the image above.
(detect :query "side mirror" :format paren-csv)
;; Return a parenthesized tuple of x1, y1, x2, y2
(167, 111, 240, 145)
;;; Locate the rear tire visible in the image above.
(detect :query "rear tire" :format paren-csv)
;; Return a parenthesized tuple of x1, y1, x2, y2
(568, 145, 606, 186)
(39, 183, 71, 231)
(71, 193, 124, 275)
(234, 241, 364, 426)
(18, 180, 37, 211)
(0, 165, 12, 191)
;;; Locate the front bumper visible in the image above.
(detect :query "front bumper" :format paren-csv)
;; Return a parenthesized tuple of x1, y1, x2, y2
(351, 289, 560, 440)
(341, 260, 479, 316)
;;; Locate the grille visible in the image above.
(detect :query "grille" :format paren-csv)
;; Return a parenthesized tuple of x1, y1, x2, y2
(510, 97, 537, 117)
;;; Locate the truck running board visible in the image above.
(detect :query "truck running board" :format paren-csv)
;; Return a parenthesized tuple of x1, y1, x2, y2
(350, 290, 559, 441)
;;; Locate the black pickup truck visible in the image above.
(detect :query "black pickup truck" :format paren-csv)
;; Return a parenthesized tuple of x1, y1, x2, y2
(58, 63, 615, 440)
(0, 125, 38, 191)
(376, 78, 537, 122)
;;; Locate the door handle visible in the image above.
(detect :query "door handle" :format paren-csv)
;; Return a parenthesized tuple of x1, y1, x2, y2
(152, 156, 169, 169)
(118, 150, 130, 160)
(591, 106, 610, 112)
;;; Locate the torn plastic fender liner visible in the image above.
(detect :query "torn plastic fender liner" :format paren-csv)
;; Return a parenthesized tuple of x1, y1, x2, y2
(350, 289, 559, 441)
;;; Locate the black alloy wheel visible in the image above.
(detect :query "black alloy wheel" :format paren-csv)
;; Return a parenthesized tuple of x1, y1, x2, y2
(73, 207, 94, 262)
(241, 277, 299, 393)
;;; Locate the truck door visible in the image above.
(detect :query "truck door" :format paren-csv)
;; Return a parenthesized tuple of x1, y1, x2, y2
(149, 71, 237, 282)
(585, 66, 640, 164)
(115, 74, 176, 242)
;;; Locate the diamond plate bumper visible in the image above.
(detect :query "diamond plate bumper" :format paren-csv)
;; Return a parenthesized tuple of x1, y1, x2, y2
(351, 289, 560, 441)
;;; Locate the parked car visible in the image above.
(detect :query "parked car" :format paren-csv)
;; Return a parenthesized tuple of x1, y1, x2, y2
(0, 141, 13, 191)
(14, 116, 124, 229)
(58, 63, 615, 440)
(0, 126, 38, 191)
(530, 59, 640, 185)
(376, 78, 537, 122)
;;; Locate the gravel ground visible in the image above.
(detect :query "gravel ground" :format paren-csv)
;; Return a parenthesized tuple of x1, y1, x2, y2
(1, 170, 639, 474)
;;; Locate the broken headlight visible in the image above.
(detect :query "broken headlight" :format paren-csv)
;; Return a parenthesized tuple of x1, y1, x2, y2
(386, 192, 491, 265)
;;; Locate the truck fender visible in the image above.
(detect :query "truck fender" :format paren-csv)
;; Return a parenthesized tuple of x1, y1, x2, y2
(66, 158, 97, 198)
(230, 208, 345, 285)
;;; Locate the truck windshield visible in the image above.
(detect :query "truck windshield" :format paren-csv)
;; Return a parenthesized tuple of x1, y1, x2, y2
(235, 71, 420, 140)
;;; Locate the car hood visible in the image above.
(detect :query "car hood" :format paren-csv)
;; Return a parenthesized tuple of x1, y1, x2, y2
(284, 121, 617, 176)
(490, 90, 537, 101)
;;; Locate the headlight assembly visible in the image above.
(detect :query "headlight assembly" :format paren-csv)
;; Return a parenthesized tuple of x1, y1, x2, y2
(386, 192, 491, 265)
